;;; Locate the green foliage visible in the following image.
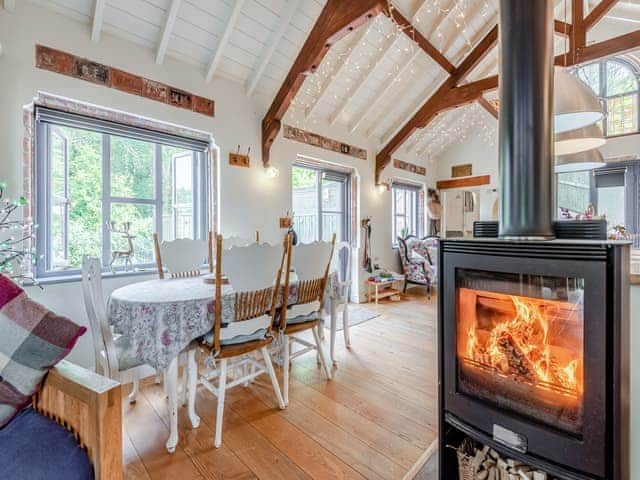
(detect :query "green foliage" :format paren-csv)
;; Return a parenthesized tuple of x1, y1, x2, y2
(292, 166, 317, 188)
(50, 126, 194, 269)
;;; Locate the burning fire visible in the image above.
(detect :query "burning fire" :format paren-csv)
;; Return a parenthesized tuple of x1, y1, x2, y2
(465, 295, 582, 396)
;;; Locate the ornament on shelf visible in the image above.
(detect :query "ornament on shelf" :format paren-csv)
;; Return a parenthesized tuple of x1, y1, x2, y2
(0, 181, 38, 286)
(107, 221, 136, 273)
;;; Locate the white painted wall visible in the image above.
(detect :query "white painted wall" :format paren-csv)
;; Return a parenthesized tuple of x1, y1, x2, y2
(0, 3, 436, 369)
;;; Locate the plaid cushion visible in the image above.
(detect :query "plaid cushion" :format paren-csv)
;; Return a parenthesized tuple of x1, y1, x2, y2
(0, 275, 86, 428)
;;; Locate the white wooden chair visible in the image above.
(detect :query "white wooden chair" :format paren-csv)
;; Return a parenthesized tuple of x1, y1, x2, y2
(196, 235, 286, 448)
(222, 230, 260, 250)
(328, 241, 352, 364)
(153, 233, 213, 406)
(279, 235, 335, 406)
(81, 256, 157, 403)
(153, 233, 213, 279)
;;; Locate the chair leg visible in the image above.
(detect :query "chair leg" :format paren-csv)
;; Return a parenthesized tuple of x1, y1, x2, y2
(312, 326, 332, 380)
(128, 379, 139, 404)
(180, 355, 188, 407)
(242, 356, 249, 387)
(343, 305, 351, 349)
(283, 334, 290, 406)
(330, 308, 337, 365)
(187, 349, 200, 428)
(261, 347, 286, 409)
(214, 359, 228, 449)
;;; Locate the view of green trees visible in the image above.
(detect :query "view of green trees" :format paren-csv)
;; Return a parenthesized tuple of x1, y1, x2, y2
(48, 125, 194, 271)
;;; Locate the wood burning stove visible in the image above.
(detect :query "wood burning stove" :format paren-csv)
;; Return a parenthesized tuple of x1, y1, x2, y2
(437, 0, 630, 477)
(438, 239, 629, 479)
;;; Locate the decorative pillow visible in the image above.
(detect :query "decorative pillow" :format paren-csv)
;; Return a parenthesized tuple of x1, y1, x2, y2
(0, 275, 86, 428)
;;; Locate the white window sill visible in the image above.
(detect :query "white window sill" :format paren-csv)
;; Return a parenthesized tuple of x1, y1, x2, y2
(33, 268, 158, 286)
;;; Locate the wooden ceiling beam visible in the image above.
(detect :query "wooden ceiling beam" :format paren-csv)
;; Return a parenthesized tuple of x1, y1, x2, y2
(554, 20, 572, 36)
(205, 0, 247, 83)
(246, 0, 302, 97)
(387, 6, 456, 74)
(355, 48, 421, 135)
(328, 27, 399, 126)
(91, 0, 106, 43)
(305, 22, 371, 120)
(261, 0, 386, 166)
(571, 0, 586, 63)
(575, 29, 640, 64)
(375, 25, 498, 182)
(477, 96, 498, 119)
(584, 0, 619, 29)
(155, 0, 182, 65)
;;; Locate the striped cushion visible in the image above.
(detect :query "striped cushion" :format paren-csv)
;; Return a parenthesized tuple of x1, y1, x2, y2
(0, 275, 86, 428)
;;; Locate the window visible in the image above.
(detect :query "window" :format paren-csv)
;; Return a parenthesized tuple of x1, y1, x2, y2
(291, 165, 350, 244)
(576, 58, 640, 136)
(392, 183, 420, 244)
(35, 108, 209, 278)
(556, 161, 640, 246)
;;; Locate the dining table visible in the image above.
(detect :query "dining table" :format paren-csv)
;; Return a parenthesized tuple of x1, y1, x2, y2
(107, 271, 343, 453)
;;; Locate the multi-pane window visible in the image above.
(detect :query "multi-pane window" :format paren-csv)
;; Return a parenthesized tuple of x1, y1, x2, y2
(392, 183, 420, 244)
(577, 58, 639, 136)
(291, 165, 350, 244)
(35, 108, 208, 278)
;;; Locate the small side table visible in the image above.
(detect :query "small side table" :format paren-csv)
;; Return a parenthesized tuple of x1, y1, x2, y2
(367, 275, 405, 304)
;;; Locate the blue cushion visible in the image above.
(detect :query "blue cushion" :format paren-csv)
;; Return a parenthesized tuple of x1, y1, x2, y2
(283, 310, 321, 326)
(0, 407, 94, 480)
(204, 328, 267, 346)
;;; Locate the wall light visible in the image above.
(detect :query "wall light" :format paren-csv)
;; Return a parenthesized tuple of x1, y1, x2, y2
(265, 165, 280, 178)
(376, 182, 390, 193)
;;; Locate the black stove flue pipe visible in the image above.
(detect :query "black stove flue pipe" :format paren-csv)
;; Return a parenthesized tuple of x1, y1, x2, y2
(498, 0, 555, 239)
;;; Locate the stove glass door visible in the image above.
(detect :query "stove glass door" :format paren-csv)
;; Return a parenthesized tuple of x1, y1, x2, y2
(456, 269, 584, 437)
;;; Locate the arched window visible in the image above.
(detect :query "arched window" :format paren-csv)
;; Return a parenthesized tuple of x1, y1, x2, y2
(576, 58, 640, 136)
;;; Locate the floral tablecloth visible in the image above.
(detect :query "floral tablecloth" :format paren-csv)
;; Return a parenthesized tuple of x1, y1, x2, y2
(107, 273, 339, 370)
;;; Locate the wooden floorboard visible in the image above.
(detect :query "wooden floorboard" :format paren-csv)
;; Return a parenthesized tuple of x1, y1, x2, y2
(123, 290, 437, 480)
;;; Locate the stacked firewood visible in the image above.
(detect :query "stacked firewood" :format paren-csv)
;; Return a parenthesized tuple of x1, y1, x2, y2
(457, 439, 553, 480)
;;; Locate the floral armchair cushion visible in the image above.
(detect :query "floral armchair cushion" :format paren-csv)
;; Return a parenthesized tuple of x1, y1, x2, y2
(397, 237, 437, 286)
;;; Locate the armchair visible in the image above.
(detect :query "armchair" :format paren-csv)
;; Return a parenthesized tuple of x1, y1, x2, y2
(397, 235, 436, 299)
(33, 360, 123, 479)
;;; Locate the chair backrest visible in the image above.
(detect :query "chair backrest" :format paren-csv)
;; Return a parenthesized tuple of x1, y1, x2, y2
(222, 234, 257, 250)
(397, 236, 411, 265)
(211, 234, 286, 352)
(154, 233, 212, 279)
(81, 257, 118, 378)
(281, 235, 335, 324)
(331, 241, 352, 285)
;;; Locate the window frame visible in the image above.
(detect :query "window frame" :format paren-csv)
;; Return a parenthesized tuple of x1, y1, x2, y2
(577, 58, 640, 137)
(392, 183, 421, 246)
(291, 164, 351, 244)
(555, 160, 640, 246)
(34, 109, 209, 280)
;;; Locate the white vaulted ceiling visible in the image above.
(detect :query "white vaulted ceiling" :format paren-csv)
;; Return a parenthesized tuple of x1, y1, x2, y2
(25, 0, 640, 163)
